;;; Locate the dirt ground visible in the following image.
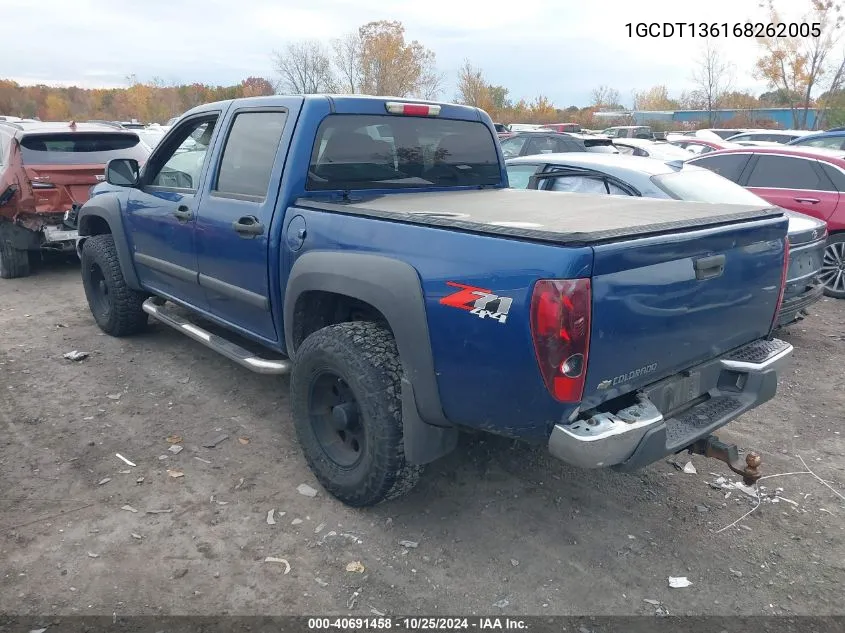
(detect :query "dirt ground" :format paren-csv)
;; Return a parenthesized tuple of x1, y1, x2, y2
(1, 259, 844, 618)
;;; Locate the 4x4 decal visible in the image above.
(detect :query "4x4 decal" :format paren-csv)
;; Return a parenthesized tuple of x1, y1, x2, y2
(439, 281, 513, 324)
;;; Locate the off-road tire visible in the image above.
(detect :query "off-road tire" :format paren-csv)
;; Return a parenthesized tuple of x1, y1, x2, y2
(81, 235, 148, 336)
(821, 233, 845, 299)
(290, 321, 423, 507)
(0, 240, 31, 279)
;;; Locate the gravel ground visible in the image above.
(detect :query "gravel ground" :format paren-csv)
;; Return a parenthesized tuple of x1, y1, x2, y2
(1, 260, 844, 617)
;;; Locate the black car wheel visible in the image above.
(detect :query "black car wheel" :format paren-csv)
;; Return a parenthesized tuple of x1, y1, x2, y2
(820, 233, 845, 299)
(0, 240, 30, 279)
(81, 235, 148, 335)
(290, 321, 422, 507)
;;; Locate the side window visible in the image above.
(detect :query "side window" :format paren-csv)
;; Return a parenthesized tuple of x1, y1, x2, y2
(554, 137, 583, 153)
(686, 144, 706, 154)
(801, 136, 845, 150)
(550, 175, 631, 195)
(214, 111, 287, 200)
(500, 136, 527, 158)
(821, 162, 845, 191)
(690, 154, 750, 182)
(505, 164, 541, 189)
(524, 136, 558, 155)
(148, 117, 218, 190)
(606, 181, 631, 195)
(745, 156, 826, 190)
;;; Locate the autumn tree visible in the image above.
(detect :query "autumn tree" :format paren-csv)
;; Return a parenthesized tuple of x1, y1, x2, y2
(677, 90, 706, 109)
(331, 33, 363, 93)
(690, 39, 733, 124)
(632, 85, 678, 110)
(357, 20, 439, 97)
(241, 77, 275, 97)
(590, 85, 622, 110)
(42, 93, 70, 120)
(720, 91, 761, 109)
(456, 59, 492, 108)
(755, 0, 845, 127)
(273, 40, 336, 94)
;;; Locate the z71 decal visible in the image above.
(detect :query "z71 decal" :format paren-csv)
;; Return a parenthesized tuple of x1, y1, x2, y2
(440, 281, 513, 324)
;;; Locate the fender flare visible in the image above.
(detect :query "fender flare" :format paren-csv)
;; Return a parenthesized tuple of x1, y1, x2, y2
(284, 251, 458, 465)
(77, 195, 142, 290)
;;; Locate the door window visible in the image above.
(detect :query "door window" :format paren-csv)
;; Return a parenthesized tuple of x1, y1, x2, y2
(500, 135, 527, 158)
(505, 164, 541, 189)
(820, 162, 845, 191)
(147, 117, 218, 191)
(213, 111, 288, 200)
(798, 136, 845, 150)
(524, 135, 564, 155)
(745, 155, 827, 190)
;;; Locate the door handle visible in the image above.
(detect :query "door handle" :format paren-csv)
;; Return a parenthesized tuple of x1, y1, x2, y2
(232, 215, 264, 238)
(173, 205, 193, 222)
(794, 197, 820, 204)
(694, 254, 726, 280)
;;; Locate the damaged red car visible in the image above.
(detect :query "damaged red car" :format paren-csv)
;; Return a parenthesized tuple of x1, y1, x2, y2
(0, 121, 150, 278)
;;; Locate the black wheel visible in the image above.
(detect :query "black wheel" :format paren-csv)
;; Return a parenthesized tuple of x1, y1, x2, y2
(81, 235, 148, 336)
(290, 321, 422, 507)
(0, 240, 30, 279)
(820, 233, 845, 299)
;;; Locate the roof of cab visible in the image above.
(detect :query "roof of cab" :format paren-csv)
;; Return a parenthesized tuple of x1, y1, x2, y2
(181, 94, 484, 120)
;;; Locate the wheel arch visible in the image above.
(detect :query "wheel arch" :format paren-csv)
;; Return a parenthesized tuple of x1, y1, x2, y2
(77, 195, 141, 290)
(284, 251, 458, 465)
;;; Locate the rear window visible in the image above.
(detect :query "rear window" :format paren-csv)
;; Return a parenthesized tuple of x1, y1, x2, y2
(651, 168, 769, 205)
(712, 130, 741, 140)
(307, 115, 501, 191)
(20, 133, 149, 165)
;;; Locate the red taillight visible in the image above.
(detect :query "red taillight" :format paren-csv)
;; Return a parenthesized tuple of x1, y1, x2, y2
(385, 101, 441, 117)
(530, 278, 591, 403)
(771, 237, 790, 333)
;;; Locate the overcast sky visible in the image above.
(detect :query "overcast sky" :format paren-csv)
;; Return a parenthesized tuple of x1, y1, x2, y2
(2, 0, 810, 106)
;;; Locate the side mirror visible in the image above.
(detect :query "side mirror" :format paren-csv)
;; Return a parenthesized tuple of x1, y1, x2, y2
(106, 158, 140, 187)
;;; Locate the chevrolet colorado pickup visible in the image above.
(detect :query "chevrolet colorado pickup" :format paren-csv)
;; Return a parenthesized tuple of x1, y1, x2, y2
(74, 95, 793, 506)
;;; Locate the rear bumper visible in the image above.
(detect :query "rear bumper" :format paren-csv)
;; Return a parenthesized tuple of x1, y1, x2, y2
(776, 282, 824, 327)
(548, 337, 792, 470)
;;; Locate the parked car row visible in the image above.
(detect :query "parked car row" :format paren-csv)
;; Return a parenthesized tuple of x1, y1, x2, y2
(494, 127, 833, 325)
(504, 153, 827, 327)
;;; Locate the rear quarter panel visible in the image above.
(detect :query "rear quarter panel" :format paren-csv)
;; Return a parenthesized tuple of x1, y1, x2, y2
(291, 208, 593, 441)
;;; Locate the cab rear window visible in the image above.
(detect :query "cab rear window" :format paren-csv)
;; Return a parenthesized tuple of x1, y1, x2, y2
(307, 114, 501, 191)
(20, 133, 149, 165)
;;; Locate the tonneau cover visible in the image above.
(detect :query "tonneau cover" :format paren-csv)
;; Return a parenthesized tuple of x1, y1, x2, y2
(296, 188, 782, 246)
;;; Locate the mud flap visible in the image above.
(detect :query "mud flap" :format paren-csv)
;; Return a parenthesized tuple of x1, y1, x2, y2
(401, 377, 458, 465)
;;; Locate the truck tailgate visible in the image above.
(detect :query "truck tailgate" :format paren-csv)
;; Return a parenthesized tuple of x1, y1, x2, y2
(582, 214, 788, 408)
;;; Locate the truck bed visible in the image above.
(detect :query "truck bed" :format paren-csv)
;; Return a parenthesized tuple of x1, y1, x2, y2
(296, 188, 782, 246)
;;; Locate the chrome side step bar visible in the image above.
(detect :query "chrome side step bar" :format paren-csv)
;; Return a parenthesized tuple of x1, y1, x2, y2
(142, 298, 292, 375)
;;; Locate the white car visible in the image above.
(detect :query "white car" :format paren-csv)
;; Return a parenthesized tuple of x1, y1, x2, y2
(610, 137, 696, 161)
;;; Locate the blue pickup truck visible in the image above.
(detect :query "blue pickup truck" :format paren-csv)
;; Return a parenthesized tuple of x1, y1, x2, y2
(75, 95, 793, 506)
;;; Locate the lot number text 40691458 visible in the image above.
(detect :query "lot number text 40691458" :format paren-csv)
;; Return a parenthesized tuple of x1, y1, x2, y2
(625, 22, 821, 38)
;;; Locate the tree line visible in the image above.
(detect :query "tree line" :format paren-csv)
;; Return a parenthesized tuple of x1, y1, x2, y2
(3, 0, 845, 128)
(0, 77, 275, 124)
